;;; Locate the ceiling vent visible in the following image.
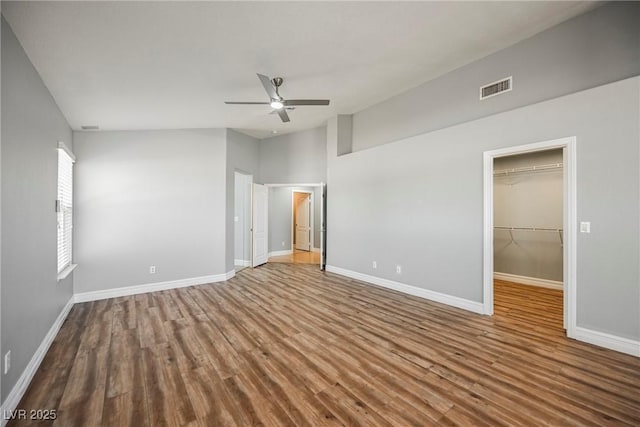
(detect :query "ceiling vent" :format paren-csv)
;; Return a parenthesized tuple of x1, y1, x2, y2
(81, 125, 99, 130)
(480, 76, 512, 100)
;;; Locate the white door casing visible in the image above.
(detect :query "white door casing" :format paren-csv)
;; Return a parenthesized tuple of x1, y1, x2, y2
(483, 136, 576, 336)
(320, 183, 326, 270)
(252, 183, 269, 267)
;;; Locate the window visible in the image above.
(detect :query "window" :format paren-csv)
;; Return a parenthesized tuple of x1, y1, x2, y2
(57, 142, 75, 276)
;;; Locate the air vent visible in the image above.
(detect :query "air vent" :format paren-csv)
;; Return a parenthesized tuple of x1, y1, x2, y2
(480, 77, 512, 100)
(81, 125, 99, 130)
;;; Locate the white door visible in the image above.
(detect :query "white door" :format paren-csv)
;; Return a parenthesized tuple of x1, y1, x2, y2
(320, 183, 326, 270)
(252, 183, 268, 267)
(295, 193, 311, 251)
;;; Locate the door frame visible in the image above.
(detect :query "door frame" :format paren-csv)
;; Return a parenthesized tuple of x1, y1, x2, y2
(483, 136, 576, 336)
(265, 183, 326, 270)
(291, 190, 314, 252)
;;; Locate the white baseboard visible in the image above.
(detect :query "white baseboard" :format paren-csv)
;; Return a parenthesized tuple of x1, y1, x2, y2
(311, 247, 321, 253)
(494, 272, 563, 290)
(572, 326, 640, 357)
(326, 265, 484, 314)
(74, 271, 235, 303)
(268, 249, 293, 257)
(1, 297, 75, 426)
(234, 259, 251, 267)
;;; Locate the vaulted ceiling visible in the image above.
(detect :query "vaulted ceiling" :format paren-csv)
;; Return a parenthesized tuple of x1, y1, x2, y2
(3, 1, 600, 138)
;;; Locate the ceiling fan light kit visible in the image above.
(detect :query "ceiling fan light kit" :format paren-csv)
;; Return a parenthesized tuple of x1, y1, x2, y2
(270, 100, 284, 109)
(225, 73, 330, 123)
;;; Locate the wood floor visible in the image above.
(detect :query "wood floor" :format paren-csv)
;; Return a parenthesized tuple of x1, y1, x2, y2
(494, 279, 564, 332)
(9, 263, 640, 426)
(268, 249, 320, 265)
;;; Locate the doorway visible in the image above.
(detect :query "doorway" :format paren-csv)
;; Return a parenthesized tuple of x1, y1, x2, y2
(483, 137, 576, 336)
(264, 183, 326, 269)
(493, 148, 564, 331)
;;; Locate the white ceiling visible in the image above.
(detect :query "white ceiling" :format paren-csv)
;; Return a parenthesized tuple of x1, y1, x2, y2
(3, 1, 600, 139)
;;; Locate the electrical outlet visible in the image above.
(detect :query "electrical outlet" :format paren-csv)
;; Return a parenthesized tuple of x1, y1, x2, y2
(372, 261, 377, 269)
(396, 265, 402, 275)
(4, 351, 10, 375)
(149, 265, 156, 274)
(281, 241, 285, 247)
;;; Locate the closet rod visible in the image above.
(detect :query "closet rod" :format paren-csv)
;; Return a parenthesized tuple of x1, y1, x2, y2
(494, 226, 562, 232)
(494, 226, 563, 246)
(494, 162, 562, 176)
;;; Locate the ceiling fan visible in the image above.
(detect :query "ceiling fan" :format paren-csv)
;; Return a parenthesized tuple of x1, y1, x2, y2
(225, 73, 330, 123)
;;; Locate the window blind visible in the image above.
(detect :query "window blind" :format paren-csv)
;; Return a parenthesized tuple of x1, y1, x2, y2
(57, 144, 75, 274)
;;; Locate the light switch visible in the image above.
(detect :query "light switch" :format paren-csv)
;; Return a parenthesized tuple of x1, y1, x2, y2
(234, 216, 239, 222)
(580, 221, 591, 233)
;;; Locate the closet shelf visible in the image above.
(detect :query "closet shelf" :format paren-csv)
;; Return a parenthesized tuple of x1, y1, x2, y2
(494, 162, 562, 176)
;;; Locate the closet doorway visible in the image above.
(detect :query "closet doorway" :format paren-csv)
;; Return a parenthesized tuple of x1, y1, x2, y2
(483, 137, 577, 336)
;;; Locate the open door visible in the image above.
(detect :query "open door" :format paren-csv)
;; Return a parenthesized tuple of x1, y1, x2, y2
(252, 183, 269, 267)
(294, 192, 311, 251)
(320, 183, 326, 270)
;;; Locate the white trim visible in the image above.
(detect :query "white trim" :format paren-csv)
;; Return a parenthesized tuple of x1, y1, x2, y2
(326, 265, 484, 314)
(494, 272, 563, 290)
(56, 141, 75, 162)
(268, 249, 293, 258)
(234, 259, 251, 267)
(572, 327, 640, 357)
(56, 263, 77, 281)
(74, 271, 234, 303)
(1, 297, 74, 426)
(483, 136, 577, 337)
(311, 247, 320, 253)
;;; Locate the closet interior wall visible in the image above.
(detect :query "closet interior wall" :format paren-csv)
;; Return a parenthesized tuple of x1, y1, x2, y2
(493, 149, 564, 284)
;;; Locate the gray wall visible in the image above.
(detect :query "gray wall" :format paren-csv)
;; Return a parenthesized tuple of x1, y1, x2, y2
(1, 17, 74, 401)
(73, 129, 228, 294)
(268, 186, 321, 253)
(494, 150, 563, 281)
(352, 2, 640, 151)
(226, 129, 259, 271)
(327, 77, 639, 341)
(257, 126, 327, 256)
(259, 126, 327, 184)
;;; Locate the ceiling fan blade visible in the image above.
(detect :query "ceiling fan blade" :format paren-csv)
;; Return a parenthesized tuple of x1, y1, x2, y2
(277, 108, 290, 123)
(224, 101, 270, 105)
(283, 99, 330, 106)
(257, 73, 278, 100)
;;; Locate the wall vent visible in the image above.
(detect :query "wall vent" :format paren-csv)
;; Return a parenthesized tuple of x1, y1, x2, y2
(480, 76, 512, 100)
